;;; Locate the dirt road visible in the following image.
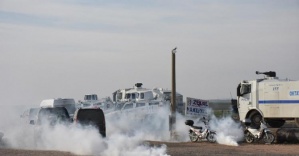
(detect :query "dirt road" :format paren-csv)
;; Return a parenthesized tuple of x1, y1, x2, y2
(149, 141, 299, 156)
(0, 148, 75, 156)
(1, 141, 299, 156)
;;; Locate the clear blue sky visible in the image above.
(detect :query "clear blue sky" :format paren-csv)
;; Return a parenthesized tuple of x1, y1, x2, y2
(1, 0, 299, 106)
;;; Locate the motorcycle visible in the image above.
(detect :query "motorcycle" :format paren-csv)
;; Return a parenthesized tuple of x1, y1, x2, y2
(243, 119, 275, 144)
(185, 118, 216, 143)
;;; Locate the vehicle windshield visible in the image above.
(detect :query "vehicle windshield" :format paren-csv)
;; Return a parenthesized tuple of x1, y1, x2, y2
(38, 108, 69, 125)
(240, 84, 251, 96)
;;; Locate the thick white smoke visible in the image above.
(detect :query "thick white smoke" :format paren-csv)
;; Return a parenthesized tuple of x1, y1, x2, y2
(209, 116, 244, 146)
(106, 105, 171, 141)
(0, 105, 36, 148)
(0, 104, 244, 156)
(0, 105, 171, 155)
(32, 124, 169, 156)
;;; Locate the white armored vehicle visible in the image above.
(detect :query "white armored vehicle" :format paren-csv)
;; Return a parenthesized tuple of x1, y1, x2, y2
(111, 83, 184, 114)
(237, 71, 299, 128)
(77, 94, 114, 113)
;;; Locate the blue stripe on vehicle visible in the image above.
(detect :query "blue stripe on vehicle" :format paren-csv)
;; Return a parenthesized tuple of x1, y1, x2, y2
(259, 100, 299, 104)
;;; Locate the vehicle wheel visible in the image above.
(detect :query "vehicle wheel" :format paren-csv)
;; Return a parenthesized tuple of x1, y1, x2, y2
(267, 120, 285, 128)
(263, 132, 275, 144)
(244, 131, 254, 143)
(207, 132, 216, 143)
(189, 131, 198, 142)
(250, 113, 262, 128)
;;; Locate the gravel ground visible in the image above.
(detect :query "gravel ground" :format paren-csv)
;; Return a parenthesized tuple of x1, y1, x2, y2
(1, 141, 299, 156)
(0, 148, 76, 156)
(149, 141, 299, 156)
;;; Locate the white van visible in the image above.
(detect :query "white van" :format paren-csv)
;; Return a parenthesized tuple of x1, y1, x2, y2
(40, 98, 76, 118)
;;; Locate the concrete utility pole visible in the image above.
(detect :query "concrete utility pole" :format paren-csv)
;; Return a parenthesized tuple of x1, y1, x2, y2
(170, 47, 177, 140)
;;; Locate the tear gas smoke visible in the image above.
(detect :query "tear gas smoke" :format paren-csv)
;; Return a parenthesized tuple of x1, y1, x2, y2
(0, 105, 243, 155)
(0, 105, 172, 155)
(209, 116, 244, 146)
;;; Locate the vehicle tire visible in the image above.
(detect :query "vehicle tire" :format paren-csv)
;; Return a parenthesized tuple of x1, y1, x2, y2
(189, 131, 198, 142)
(244, 131, 254, 143)
(263, 132, 275, 144)
(267, 119, 285, 128)
(250, 113, 262, 128)
(207, 132, 216, 143)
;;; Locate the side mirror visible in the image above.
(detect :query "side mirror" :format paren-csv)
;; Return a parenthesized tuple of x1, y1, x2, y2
(30, 120, 35, 125)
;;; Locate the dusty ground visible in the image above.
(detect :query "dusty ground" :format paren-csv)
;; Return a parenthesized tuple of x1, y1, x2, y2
(149, 141, 299, 156)
(1, 141, 299, 156)
(0, 148, 76, 156)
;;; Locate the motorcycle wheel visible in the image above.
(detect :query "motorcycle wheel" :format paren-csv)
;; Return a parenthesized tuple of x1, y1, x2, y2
(207, 132, 216, 143)
(263, 132, 275, 144)
(244, 131, 254, 143)
(189, 131, 198, 142)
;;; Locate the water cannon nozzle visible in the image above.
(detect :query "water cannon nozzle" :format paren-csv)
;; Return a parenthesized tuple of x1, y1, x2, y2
(256, 71, 276, 77)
